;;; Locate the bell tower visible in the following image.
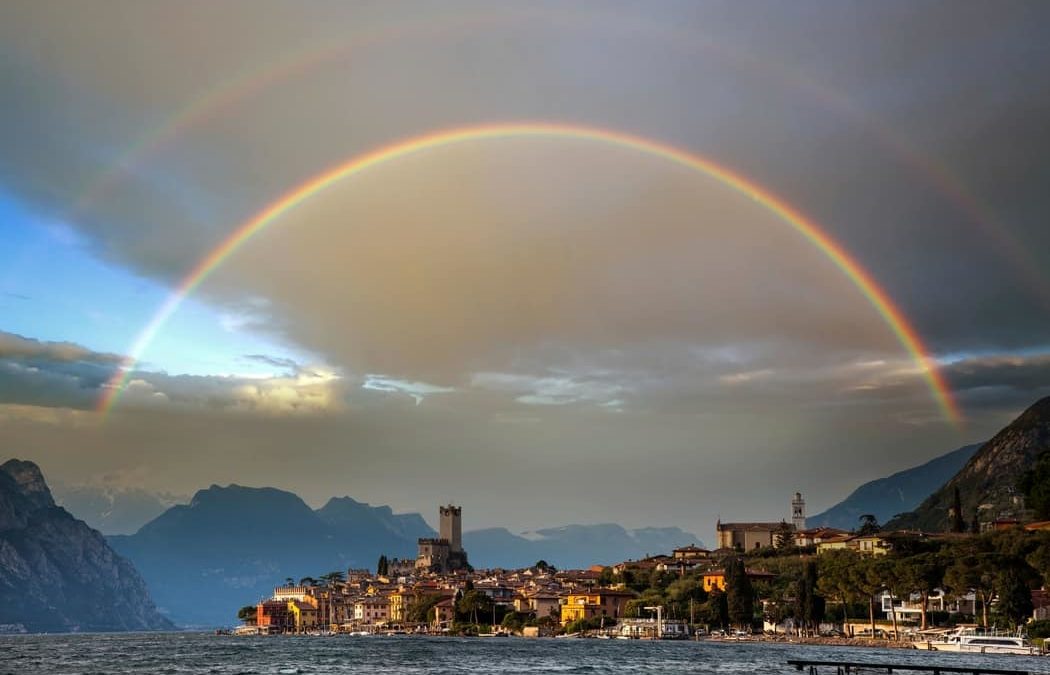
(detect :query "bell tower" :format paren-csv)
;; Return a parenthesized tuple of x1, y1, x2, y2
(792, 492, 806, 530)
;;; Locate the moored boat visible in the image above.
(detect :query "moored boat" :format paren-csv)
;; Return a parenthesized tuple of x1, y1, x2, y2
(916, 627, 1041, 655)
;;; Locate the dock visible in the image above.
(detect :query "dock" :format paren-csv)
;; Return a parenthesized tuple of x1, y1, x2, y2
(787, 659, 1029, 675)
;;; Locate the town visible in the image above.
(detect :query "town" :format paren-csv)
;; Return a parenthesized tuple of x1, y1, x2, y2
(234, 495, 1050, 649)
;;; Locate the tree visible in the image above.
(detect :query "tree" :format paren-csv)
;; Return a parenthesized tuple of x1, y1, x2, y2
(1019, 452, 1050, 519)
(775, 521, 795, 549)
(895, 553, 946, 630)
(944, 554, 997, 627)
(534, 560, 555, 573)
(797, 560, 824, 636)
(377, 555, 389, 576)
(237, 604, 257, 624)
(818, 550, 860, 624)
(698, 589, 729, 628)
(851, 556, 883, 639)
(299, 576, 316, 587)
(455, 590, 494, 625)
(950, 486, 965, 533)
(995, 563, 1037, 628)
(857, 514, 880, 536)
(725, 558, 754, 630)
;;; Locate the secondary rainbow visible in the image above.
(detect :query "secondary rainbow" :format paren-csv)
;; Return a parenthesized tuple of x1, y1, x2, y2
(96, 122, 962, 423)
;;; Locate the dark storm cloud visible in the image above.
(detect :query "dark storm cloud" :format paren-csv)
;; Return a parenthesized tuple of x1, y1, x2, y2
(1, 1, 1049, 531)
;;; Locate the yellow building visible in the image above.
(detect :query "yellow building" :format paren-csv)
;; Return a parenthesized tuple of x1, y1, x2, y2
(288, 598, 319, 633)
(560, 589, 634, 626)
(388, 589, 415, 624)
(702, 568, 776, 593)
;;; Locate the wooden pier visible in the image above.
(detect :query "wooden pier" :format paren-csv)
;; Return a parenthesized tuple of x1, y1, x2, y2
(787, 659, 1030, 675)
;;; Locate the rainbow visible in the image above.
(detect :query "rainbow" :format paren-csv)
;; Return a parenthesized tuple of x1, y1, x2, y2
(96, 122, 962, 423)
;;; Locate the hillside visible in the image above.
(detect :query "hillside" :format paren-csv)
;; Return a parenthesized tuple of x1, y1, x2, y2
(809, 443, 981, 530)
(887, 397, 1050, 531)
(0, 459, 173, 633)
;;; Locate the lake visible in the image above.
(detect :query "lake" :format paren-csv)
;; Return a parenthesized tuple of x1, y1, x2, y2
(1, 633, 1047, 675)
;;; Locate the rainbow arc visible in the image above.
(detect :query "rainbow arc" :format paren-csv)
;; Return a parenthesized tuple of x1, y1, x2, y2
(97, 122, 961, 424)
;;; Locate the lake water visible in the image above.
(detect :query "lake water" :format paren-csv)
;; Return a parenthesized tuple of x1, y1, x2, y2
(1, 633, 1047, 675)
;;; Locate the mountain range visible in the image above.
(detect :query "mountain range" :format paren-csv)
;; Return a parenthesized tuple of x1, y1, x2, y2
(888, 396, 1050, 531)
(808, 443, 981, 530)
(108, 484, 703, 627)
(0, 459, 172, 633)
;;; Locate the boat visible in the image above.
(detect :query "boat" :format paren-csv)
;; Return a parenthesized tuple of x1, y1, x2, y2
(917, 626, 1041, 655)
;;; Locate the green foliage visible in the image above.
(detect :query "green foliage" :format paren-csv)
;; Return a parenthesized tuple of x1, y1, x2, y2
(1027, 619, 1050, 639)
(501, 611, 528, 632)
(534, 560, 556, 573)
(697, 589, 728, 627)
(725, 557, 755, 628)
(376, 555, 388, 576)
(406, 594, 443, 624)
(237, 604, 257, 622)
(455, 589, 494, 624)
(857, 514, 880, 536)
(1020, 452, 1050, 520)
(950, 486, 966, 533)
(775, 521, 795, 549)
(598, 566, 615, 586)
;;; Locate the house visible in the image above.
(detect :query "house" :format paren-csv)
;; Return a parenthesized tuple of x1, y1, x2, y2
(702, 568, 776, 593)
(354, 596, 390, 625)
(560, 589, 635, 625)
(793, 527, 849, 547)
(816, 533, 890, 556)
(256, 599, 295, 633)
(288, 599, 319, 632)
(672, 545, 710, 561)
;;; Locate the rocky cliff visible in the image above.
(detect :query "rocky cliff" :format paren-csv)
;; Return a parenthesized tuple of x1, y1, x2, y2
(887, 397, 1050, 531)
(0, 459, 174, 633)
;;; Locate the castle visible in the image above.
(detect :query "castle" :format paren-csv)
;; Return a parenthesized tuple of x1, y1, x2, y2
(415, 504, 469, 573)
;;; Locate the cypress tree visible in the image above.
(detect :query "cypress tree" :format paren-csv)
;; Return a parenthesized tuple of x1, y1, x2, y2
(951, 486, 965, 533)
(725, 557, 754, 630)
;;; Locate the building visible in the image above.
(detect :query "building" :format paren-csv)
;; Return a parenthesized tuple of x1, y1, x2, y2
(793, 527, 849, 547)
(440, 504, 463, 553)
(672, 545, 710, 561)
(702, 568, 776, 593)
(716, 521, 784, 550)
(792, 492, 806, 530)
(560, 589, 635, 625)
(416, 504, 469, 573)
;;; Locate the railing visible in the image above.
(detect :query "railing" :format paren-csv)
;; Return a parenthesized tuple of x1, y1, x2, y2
(787, 659, 1029, 675)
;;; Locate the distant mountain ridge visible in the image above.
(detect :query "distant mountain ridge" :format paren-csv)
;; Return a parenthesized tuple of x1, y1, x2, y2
(0, 459, 173, 633)
(809, 443, 981, 530)
(887, 397, 1050, 531)
(105, 483, 702, 627)
(51, 483, 185, 535)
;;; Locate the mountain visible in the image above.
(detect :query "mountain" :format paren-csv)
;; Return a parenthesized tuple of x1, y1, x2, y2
(104, 482, 704, 626)
(809, 443, 981, 530)
(463, 523, 703, 569)
(0, 459, 173, 633)
(109, 485, 424, 628)
(887, 397, 1050, 532)
(51, 483, 186, 535)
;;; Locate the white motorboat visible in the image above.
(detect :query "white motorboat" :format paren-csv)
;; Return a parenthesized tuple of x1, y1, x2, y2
(917, 627, 1041, 655)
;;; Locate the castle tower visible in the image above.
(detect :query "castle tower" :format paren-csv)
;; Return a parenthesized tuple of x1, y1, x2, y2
(792, 492, 806, 530)
(439, 504, 462, 553)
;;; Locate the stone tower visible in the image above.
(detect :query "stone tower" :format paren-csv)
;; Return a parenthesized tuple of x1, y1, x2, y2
(792, 492, 806, 530)
(439, 504, 462, 553)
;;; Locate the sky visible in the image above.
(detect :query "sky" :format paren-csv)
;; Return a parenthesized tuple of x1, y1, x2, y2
(1, 0, 1049, 541)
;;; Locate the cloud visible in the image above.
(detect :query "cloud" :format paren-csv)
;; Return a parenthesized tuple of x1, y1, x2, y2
(0, 330, 346, 415)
